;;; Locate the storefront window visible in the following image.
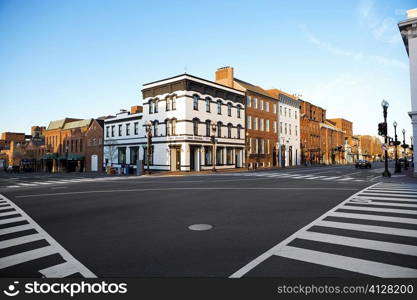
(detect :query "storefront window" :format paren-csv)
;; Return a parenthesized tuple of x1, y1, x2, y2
(118, 147, 126, 164)
(130, 147, 139, 164)
(205, 146, 212, 165)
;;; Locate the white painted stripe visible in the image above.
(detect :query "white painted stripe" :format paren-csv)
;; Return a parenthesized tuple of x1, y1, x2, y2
(291, 175, 312, 179)
(322, 176, 341, 180)
(330, 211, 417, 224)
(16, 183, 37, 186)
(0, 224, 34, 235)
(0, 246, 57, 269)
(305, 176, 323, 179)
(354, 179, 365, 182)
(0, 216, 25, 225)
(356, 196, 417, 202)
(275, 245, 417, 278)
(337, 177, 354, 181)
(0, 233, 43, 249)
(0, 211, 19, 217)
(296, 230, 417, 256)
(229, 182, 381, 278)
(39, 262, 80, 277)
(361, 192, 417, 198)
(340, 205, 417, 215)
(5, 186, 20, 188)
(367, 190, 417, 195)
(0, 194, 96, 277)
(316, 220, 417, 238)
(31, 182, 52, 185)
(348, 201, 417, 208)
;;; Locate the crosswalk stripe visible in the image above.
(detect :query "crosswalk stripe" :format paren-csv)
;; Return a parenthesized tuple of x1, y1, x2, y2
(274, 245, 417, 278)
(315, 220, 417, 238)
(39, 261, 80, 277)
(0, 224, 34, 235)
(0, 216, 25, 225)
(16, 183, 38, 186)
(340, 205, 417, 215)
(360, 192, 417, 199)
(368, 189, 417, 194)
(337, 177, 354, 181)
(0, 246, 58, 269)
(330, 211, 417, 224)
(348, 201, 417, 208)
(0, 233, 43, 249)
(296, 230, 417, 256)
(0, 211, 19, 217)
(321, 176, 341, 180)
(356, 196, 417, 202)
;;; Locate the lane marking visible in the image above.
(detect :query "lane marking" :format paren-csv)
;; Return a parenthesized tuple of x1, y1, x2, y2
(315, 220, 417, 238)
(355, 196, 417, 202)
(339, 205, 417, 215)
(229, 182, 380, 278)
(348, 201, 417, 208)
(14, 187, 360, 198)
(360, 192, 417, 198)
(275, 245, 417, 278)
(296, 230, 417, 256)
(39, 261, 80, 278)
(330, 211, 417, 225)
(0, 233, 43, 249)
(0, 194, 96, 277)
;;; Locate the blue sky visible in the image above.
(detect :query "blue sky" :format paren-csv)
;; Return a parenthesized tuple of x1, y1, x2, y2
(0, 0, 414, 141)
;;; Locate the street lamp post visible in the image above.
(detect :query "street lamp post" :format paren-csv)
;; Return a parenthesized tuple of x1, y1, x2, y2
(211, 122, 217, 172)
(145, 121, 153, 174)
(245, 132, 250, 170)
(381, 100, 391, 177)
(393, 121, 401, 173)
(402, 129, 408, 170)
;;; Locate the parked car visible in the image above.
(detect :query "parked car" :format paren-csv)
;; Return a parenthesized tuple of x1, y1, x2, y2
(355, 160, 371, 169)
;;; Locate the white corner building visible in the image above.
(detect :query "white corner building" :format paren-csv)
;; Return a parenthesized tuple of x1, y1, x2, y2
(141, 73, 246, 171)
(399, 8, 417, 174)
(103, 107, 144, 171)
(277, 92, 301, 166)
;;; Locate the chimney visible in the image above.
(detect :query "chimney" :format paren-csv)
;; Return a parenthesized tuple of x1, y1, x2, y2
(215, 66, 234, 88)
(131, 105, 143, 114)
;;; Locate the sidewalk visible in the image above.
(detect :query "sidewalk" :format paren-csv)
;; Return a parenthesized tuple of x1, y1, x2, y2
(378, 166, 417, 184)
(143, 163, 345, 177)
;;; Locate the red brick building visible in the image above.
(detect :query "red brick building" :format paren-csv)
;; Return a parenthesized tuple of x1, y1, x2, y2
(215, 67, 279, 168)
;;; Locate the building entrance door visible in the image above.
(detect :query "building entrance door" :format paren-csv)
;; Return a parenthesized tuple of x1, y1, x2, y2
(289, 146, 293, 166)
(170, 147, 181, 171)
(91, 154, 98, 171)
(190, 147, 195, 171)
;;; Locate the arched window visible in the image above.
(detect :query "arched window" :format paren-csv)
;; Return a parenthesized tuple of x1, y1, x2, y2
(237, 125, 242, 139)
(193, 94, 199, 110)
(217, 121, 222, 138)
(149, 99, 153, 114)
(154, 99, 158, 113)
(217, 100, 222, 115)
(171, 119, 177, 135)
(166, 97, 171, 111)
(237, 105, 241, 118)
(227, 123, 232, 138)
(205, 120, 211, 137)
(206, 98, 211, 112)
(172, 95, 176, 110)
(154, 121, 159, 136)
(193, 118, 199, 136)
(165, 119, 170, 136)
(227, 103, 232, 116)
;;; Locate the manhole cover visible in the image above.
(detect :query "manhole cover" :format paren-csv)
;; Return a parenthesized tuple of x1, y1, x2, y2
(188, 224, 213, 231)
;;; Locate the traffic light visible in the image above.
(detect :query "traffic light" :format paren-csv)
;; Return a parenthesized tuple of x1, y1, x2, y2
(378, 122, 387, 136)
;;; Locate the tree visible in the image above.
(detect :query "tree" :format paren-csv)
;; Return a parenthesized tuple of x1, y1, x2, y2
(104, 139, 118, 166)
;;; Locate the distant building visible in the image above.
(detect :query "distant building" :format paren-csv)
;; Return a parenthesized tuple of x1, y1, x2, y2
(267, 89, 301, 167)
(215, 67, 279, 168)
(44, 118, 104, 172)
(299, 100, 326, 164)
(103, 107, 143, 172)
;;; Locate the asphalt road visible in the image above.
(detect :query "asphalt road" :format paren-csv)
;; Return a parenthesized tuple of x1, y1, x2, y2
(0, 162, 416, 278)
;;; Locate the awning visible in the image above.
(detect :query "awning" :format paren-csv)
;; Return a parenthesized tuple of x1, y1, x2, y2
(58, 154, 85, 161)
(42, 153, 58, 160)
